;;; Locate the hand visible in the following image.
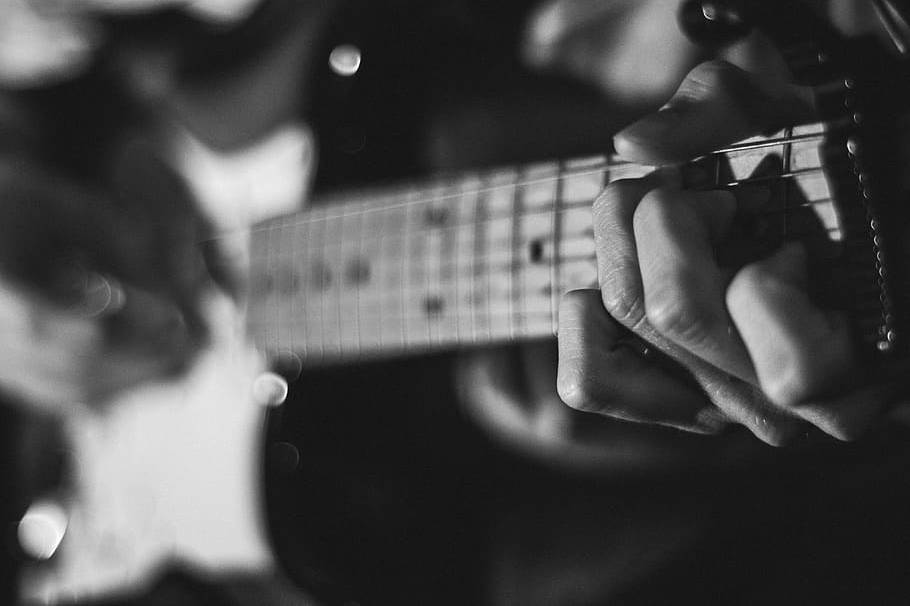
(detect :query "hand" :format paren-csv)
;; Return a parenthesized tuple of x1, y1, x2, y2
(0, 140, 224, 413)
(556, 56, 910, 445)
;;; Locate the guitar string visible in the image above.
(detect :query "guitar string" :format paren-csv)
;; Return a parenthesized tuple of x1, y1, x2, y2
(230, 130, 827, 239)
(252, 167, 833, 272)
(307, 127, 827, 212)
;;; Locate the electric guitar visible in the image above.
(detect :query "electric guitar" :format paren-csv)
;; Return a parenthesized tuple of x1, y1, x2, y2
(17, 1, 910, 604)
(246, 2, 910, 371)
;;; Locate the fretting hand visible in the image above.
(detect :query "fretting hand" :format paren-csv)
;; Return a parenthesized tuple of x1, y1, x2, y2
(556, 55, 910, 445)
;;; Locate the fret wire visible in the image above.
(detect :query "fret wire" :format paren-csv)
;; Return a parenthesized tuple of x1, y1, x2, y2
(309, 208, 324, 360)
(468, 185, 479, 344)
(403, 195, 416, 351)
(451, 193, 461, 345)
(550, 162, 566, 334)
(374, 206, 384, 351)
(354, 201, 365, 356)
(267, 221, 280, 351)
(783, 127, 794, 238)
(448, 204, 462, 344)
(334, 217, 346, 356)
(713, 152, 722, 188)
(509, 167, 522, 339)
(296, 212, 309, 360)
(279, 212, 292, 354)
(237, 130, 827, 237)
(398, 201, 408, 351)
(478, 180, 491, 343)
(426, 197, 437, 348)
(278, 220, 291, 352)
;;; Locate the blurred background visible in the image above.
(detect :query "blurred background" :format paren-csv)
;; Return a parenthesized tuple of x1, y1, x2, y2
(4, 1, 910, 605)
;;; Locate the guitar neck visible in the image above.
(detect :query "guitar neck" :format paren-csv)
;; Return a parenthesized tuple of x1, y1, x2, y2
(246, 123, 833, 366)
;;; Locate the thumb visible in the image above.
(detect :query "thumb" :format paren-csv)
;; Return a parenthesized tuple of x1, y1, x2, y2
(614, 60, 814, 166)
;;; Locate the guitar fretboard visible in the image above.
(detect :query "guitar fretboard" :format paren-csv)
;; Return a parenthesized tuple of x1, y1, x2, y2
(246, 122, 834, 365)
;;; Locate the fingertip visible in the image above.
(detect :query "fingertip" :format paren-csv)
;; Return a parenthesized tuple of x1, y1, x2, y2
(614, 112, 679, 166)
(693, 407, 729, 434)
(751, 418, 803, 448)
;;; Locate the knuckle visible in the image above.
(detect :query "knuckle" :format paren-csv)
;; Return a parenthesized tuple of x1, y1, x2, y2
(558, 289, 603, 333)
(597, 178, 646, 207)
(645, 292, 718, 345)
(636, 186, 676, 217)
(729, 261, 775, 295)
(559, 288, 597, 315)
(762, 355, 815, 408)
(633, 187, 686, 235)
(601, 285, 645, 329)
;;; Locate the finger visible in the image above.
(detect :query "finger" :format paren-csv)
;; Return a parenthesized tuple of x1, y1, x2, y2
(614, 60, 814, 166)
(727, 242, 861, 437)
(556, 289, 725, 433)
(633, 186, 756, 383)
(592, 168, 678, 329)
(793, 363, 910, 441)
(591, 173, 800, 444)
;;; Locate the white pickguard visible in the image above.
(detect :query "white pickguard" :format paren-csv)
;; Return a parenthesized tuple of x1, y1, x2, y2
(21, 294, 275, 604)
(19, 123, 314, 604)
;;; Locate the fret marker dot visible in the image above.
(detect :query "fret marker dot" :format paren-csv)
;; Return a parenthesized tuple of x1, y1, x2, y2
(278, 266, 300, 294)
(424, 296, 444, 318)
(345, 258, 371, 285)
(311, 262, 332, 291)
(529, 239, 544, 263)
(424, 206, 449, 227)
